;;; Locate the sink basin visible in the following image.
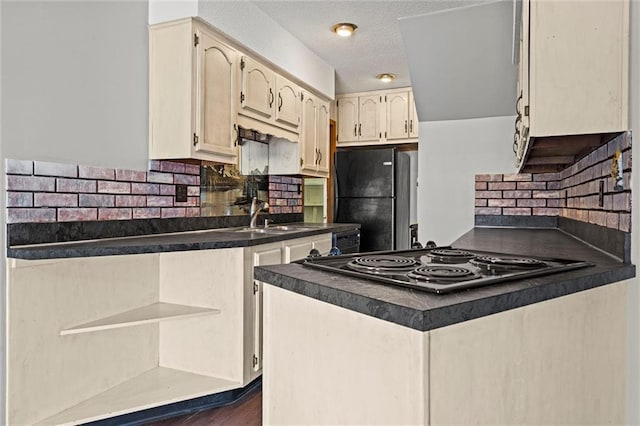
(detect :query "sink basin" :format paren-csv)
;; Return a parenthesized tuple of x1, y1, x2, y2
(233, 225, 311, 234)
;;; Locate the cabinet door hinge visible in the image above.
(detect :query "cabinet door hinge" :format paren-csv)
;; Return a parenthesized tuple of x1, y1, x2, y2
(253, 281, 259, 294)
(379, 132, 381, 138)
(301, 92, 304, 101)
(252, 354, 258, 368)
(380, 96, 382, 102)
(524, 106, 529, 117)
(300, 157, 303, 167)
(240, 57, 245, 70)
(384, 131, 387, 138)
(193, 133, 199, 146)
(194, 33, 199, 47)
(240, 92, 245, 103)
(385, 95, 387, 102)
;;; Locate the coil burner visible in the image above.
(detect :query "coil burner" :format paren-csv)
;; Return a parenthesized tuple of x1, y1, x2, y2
(427, 249, 477, 264)
(407, 265, 479, 283)
(347, 255, 421, 275)
(471, 255, 548, 272)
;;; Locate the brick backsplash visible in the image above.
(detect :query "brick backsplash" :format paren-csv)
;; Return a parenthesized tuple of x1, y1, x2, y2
(475, 132, 632, 232)
(6, 159, 201, 223)
(268, 175, 303, 214)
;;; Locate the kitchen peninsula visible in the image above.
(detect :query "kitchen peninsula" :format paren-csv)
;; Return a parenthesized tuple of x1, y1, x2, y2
(255, 226, 635, 425)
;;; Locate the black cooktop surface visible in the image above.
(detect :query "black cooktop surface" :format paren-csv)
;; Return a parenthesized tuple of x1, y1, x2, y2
(302, 247, 594, 294)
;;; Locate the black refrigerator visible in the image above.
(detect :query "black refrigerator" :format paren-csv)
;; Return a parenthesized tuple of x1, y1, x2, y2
(334, 148, 411, 252)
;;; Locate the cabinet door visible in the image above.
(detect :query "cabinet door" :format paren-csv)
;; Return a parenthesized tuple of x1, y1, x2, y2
(300, 94, 318, 174)
(196, 30, 238, 161)
(358, 95, 381, 142)
(252, 246, 283, 376)
(316, 101, 330, 175)
(283, 240, 314, 263)
(275, 76, 301, 129)
(312, 236, 332, 256)
(337, 96, 358, 143)
(386, 91, 410, 140)
(240, 56, 275, 119)
(409, 91, 419, 138)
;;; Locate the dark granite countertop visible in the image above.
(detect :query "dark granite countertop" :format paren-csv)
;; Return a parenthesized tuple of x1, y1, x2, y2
(254, 227, 635, 332)
(7, 223, 359, 260)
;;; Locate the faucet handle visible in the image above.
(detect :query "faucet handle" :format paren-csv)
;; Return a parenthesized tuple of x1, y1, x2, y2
(264, 219, 272, 228)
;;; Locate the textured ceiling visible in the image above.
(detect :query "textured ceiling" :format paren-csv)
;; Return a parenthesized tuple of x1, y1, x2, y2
(251, 0, 486, 95)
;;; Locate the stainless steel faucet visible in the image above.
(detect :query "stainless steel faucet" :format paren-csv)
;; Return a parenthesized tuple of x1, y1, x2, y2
(249, 197, 269, 228)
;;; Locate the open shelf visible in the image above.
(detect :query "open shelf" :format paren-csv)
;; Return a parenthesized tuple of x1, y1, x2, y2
(36, 367, 241, 425)
(60, 302, 221, 336)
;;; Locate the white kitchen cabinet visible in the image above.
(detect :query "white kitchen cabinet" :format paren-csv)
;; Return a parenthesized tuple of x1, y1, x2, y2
(300, 91, 330, 177)
(149, 18, 238, 164)
(239, 55, 275, 120)
(336, 88, 419, 147)
(6, 232, 331, 425)
(275, 75, 302, 129)
(515, 0, 629, 172)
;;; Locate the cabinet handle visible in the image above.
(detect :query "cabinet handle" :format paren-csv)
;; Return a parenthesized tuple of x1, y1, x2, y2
(318, 149, 322, 164)
(269, 88, 274, 108)
(409, 120, 413, 134)
(278, 93, 283, 111)
(354, 124, 357, 137)
(404, 120, 408, 133)
(358, 123, 361, 136)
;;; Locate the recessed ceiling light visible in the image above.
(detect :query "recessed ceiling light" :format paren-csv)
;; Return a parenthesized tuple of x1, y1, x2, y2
(376, 73, 396, 83)
(332, 23, 357, 37)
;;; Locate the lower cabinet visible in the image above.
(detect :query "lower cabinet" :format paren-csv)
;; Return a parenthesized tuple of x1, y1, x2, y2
(5, 233, 331, 425)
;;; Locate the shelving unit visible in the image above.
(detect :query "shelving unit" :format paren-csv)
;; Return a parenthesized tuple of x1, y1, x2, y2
(60, 303, 221, 336)
(36, 367, 240, 425)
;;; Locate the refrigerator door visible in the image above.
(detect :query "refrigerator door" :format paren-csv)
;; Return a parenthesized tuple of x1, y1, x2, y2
(335, 197, 394, 252)
(394, 152, 411, 250)
(335, 149, 395, 198)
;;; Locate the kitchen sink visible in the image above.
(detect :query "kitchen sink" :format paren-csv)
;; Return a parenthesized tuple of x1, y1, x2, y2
(233, 225, 312, 234)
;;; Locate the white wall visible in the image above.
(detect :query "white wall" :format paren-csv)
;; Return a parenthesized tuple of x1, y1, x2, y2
(417, 115, 515, 245)
(148, 0, 335, 99)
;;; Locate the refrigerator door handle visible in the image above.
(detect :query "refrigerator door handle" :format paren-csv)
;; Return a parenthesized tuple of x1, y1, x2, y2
(333, 153, 340, 219)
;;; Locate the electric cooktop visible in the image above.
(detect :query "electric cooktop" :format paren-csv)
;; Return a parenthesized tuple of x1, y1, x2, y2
(302, 247, 593, 294)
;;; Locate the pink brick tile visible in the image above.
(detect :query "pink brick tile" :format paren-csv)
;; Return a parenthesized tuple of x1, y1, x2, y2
(98, 208, 132, 221)
(131, 183, 160, 195)
(174, 197, 199, 207)
(270, 206, 282, 214)
(184, 164, 201, 176)
(475, 207, 501, 215)
(516, 182, 546, 190)
(79, 194, 115, 207)
(606, 212, 620, 229)
(34, 193, 78, 207)
(270, 191, 282, 198)
(79, 165, 115, 180)
(532, 190, 561, 199)
(147, 196, 174, 207)
(34, 161, 77, 177)
(161, 207, 186, 218)
(288, 199, 300, 206)
(148, 160, 162, 172)
(517, 199, 546, 207)
(7, 208, 56, 223)
(488, 182, 516, 191)
(533, 208, 560, 216)
(270, 176, 282, 183)
(287, 184, 299, 192)
(58, 208, 98, 222)
(547, 199, 563, 208)
(133, 208, 161, 219)
(187, 186, 200, 196)
(57, 178, 97, 193)
(186, 207, 201, 217)
(503, 174, 532, 182)
(159, 185, 176, 196)
(98, 181, 131, 194)
(488, 199, 516, 207)
(547, 181, 561, 190)
(475, 182, 487, 190)
(503, 190, 531, 199)
(281, 206, 293, 213)
(475, 190, 502, 199)
(502, 208, 532, 216)
(613, 192, 631, 211)
(588, 210, 607, 226)
(6, 175, 55, 192)
(475, 174, 503, 182)
(619, 213, 631, 232)
(533, 173, 560, 182)
(293, 206, 303, 213)
(6, 159, 33, 175)
(7, 192, 33, 207)
(115, 169, 147, 182)
(115, 195, 146, 207)
(475, 199, 488, 207)
(174, 174, 197, 185)
(147, 171, 174, 184)
(160, 161, 186, 174)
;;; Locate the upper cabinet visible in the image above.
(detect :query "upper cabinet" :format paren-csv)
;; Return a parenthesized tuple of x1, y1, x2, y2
(515, 0, 629, 173)
(300, 91, 330, 178)
(336, 88, 419, 147)
(240, 56, 275, 120)
(149, 19, 238, 164)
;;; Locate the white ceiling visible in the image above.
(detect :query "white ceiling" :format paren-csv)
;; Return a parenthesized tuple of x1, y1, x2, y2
(251, 0, 487, 95)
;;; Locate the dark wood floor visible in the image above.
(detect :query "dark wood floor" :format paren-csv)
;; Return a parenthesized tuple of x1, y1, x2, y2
(148, 387, 262, 426)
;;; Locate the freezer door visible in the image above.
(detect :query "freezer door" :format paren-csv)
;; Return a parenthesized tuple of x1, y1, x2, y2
(335, 197, 394, 252)
(335, 149, 395, 198)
